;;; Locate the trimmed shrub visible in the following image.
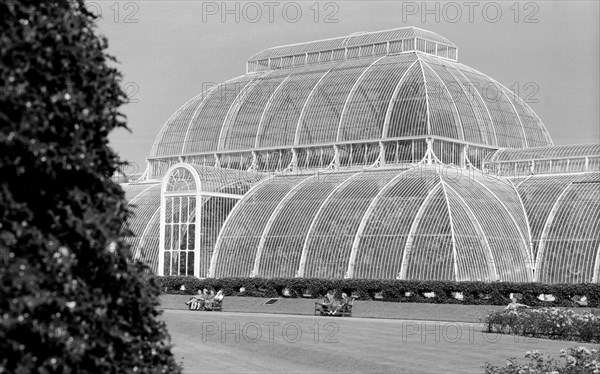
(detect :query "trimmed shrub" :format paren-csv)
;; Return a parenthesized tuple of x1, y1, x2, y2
(0, 1, 180, 373)
(156, 277, 600, 307)
(484, 347, 600, 373)
(484, 308, 600, 343)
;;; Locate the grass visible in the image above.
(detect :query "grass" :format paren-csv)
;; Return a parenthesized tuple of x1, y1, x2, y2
(161, 309, 597, 374)
(160, 295, 595, 323)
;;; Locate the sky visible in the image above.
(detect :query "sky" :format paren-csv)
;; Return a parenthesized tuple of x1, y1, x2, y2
(96, 1, 600, 171)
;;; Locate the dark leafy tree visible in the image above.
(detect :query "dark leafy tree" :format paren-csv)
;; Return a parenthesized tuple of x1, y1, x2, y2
(0, 1, 181, 372)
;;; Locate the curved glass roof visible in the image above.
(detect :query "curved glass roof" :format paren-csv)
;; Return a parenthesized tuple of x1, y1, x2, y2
(150, 51, 552, 159)
(210, 165, 533, 282)
(517, 172, 600, 283)
(123, 183, 161, 271)
(123, 167, 599, 283)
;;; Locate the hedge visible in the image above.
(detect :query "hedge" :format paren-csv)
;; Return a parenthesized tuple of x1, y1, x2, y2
(484, 347, 600, 374)
(156, 277, 600, 307)
(485, 308, 600, 343)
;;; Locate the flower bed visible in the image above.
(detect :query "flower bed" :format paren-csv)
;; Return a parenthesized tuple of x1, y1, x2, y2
(485, 308, 600, 343)
(484, 347, 600, 374)
(156, 276, 600, 307)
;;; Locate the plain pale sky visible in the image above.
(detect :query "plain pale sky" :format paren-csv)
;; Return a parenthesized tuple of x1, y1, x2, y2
(96, 1, 599, 171)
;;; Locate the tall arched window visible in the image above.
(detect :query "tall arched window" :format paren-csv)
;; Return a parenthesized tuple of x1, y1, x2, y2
(158, 163, 263, 277)
(159, 167, 199, 276)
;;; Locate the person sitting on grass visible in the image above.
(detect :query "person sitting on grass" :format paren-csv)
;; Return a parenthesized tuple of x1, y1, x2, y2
(505, 296, 530, 310)
(204, 289, 224, 311)
(316, 290, 335, 314)
(329, 293, 351, 315)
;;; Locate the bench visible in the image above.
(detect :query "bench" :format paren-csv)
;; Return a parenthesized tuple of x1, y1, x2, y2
(211, 298, 223, 312)
(335, 297, 355, 317)
(185, 298, 203, 311)
(314, 302, 330, 316)
(186, 298, 223, 311)
(314, 297, 356, 317)
(204, 298, 223, 312)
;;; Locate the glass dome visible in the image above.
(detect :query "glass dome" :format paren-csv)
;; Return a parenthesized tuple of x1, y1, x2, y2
(149, 27, 552, 168)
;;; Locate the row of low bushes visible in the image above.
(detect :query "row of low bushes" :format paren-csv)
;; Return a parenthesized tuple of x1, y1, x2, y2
(156, 277, 600, 307)
(484, 308, 600, 343)
(484, 347, 600, 373)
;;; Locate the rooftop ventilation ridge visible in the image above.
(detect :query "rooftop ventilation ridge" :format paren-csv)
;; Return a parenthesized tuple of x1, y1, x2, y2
(246, 26, 458, 73)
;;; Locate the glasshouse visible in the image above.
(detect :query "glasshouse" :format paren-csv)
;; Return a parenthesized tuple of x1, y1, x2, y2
(121, 27, 600, 284)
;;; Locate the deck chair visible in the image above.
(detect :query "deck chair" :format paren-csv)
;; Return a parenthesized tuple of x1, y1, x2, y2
(314, 302, 331, 315)
(185, 298, 203, 311)
(203, 298, 223, 311)
(334, 297, 356, 317)
(212, 298, 223, 311)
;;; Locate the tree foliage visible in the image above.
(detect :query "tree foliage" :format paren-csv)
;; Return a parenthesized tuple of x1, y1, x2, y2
(0, 1, 181, 372)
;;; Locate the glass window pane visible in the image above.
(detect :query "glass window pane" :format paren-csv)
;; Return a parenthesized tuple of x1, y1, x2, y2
(163, 252, 171, 276)
(171, 251, 179, 276)
(179, 225, 188, 250)
(187, 252, 195, 276)
(188, 224, 195, 250)
(173, 197, 181, 223)
(165, 226, 172, 250)
(181, 197, 189, 221)
(173, 225, 180, 249)
(179, 252, 187, 275)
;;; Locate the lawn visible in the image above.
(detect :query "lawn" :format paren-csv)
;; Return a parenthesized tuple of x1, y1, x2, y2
(162, 310, 597, 373)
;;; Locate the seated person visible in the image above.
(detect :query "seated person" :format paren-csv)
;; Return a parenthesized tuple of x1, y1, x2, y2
(329, 293, 351, 315)
(316, 290, 335, 314)
(204, 289, 224, 310)
(505, 296, 529, 310)
(185, 288, 209, 310)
